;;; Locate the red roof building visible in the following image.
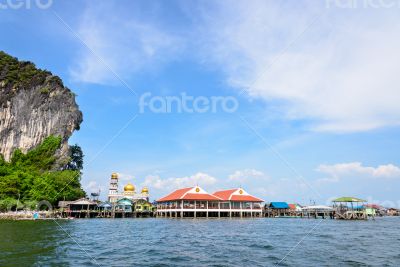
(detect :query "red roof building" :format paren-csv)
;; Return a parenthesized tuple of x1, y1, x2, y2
(156, 186, 264, 218)
(213, 188, 264, 202)
(157, 187, 221, 202)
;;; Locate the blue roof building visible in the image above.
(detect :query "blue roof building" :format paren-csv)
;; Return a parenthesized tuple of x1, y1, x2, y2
(270, 202, 290, 209)
(98, 202, 112, 211)
(116, 198, 133, 212)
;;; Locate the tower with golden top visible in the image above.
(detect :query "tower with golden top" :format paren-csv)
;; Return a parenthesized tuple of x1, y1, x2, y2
(108, 172, 119, 203)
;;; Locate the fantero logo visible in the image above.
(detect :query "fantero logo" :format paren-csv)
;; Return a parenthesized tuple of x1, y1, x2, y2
(326, 0, 400, 8)
(139, 92, 239, 114)
(0, 0, 53, 10)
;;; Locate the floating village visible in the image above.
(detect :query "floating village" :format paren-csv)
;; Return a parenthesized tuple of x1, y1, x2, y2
(1, 173, 399, 221)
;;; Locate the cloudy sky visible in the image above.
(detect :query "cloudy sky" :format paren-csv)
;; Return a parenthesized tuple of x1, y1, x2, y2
(2, 0, 400, 206)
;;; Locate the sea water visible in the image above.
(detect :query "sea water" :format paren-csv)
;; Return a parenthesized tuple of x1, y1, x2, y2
(1, 217, 399, 266)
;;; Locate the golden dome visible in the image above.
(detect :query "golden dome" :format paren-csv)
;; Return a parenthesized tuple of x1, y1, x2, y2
(124, 183, 135, 192)
(141, 187, 149, 194)
(111, 173, 118, 179)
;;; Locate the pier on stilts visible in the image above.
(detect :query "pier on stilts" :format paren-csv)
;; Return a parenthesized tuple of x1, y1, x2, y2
(156, 187, 264, 218)
(332, 197, 368, 220)
(263, 203, 335, 219)
(58, 198, 155, 219)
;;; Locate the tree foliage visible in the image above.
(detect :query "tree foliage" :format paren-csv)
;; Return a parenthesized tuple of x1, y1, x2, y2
(0, 50, 52, 89)
(0, 136, 86, 210)
(64, 144, 84, 171)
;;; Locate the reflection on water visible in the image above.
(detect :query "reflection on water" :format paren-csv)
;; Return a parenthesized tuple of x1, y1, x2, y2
(1, 217, 400, 266)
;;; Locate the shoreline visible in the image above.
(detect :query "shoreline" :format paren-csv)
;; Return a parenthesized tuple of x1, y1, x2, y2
(1, 212, 397, 221)
(0, 211, 53, 221)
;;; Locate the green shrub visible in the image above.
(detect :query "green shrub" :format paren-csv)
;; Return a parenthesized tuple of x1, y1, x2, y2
(40, 87, 50, 94)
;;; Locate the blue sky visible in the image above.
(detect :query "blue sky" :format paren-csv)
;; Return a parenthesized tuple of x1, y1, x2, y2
(2, 0, 400, 206)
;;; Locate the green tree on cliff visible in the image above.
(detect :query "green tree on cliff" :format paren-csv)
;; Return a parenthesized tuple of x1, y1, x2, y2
(0, 136, 85, 209)
(64, 144, 84, 171)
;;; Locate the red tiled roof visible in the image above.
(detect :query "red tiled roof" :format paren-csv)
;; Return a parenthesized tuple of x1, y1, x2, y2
(157, 187, 192, 202)
(213, 189, 237, 200)
(288, 204, 296, 210)
(213, 189, 263, 202)
(158, 187, 263, 202)
(157, 187, 221, 202)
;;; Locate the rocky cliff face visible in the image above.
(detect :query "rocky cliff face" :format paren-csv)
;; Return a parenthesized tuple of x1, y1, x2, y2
(0, 51, 82, 161)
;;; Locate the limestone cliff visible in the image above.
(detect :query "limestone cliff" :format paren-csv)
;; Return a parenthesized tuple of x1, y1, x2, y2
(0, 51, 82, 162)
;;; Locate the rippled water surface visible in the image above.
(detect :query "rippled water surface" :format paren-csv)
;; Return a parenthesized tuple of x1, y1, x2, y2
(1, 217, 400, 266)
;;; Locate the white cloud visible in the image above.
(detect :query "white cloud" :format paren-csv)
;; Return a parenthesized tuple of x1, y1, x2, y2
(69, 1, 400, 131)
(135, 170, 311, 202)
(142, 172, 217, 192)
(193, 1, 400, 132)
(84, 180, 104, 194)
(228, 169, 266, 183)
(117, 173, 135, 182)
(316, 162, 400, 183)
(69, 2, 182, 84)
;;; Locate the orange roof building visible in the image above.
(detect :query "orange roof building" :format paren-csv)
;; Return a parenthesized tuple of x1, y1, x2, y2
(157, 187, 221, 202)
(156, 186, 264, 218)
(213, 188, 264, 202)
